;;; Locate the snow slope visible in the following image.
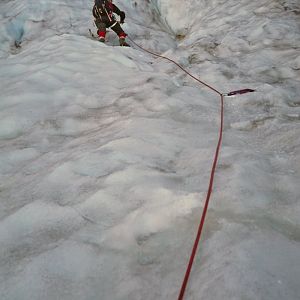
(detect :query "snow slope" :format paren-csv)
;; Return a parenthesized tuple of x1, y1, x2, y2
(0, 0, 300, 299)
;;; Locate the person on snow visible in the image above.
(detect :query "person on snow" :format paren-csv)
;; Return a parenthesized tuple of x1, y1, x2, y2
(93, 0, 129, 46)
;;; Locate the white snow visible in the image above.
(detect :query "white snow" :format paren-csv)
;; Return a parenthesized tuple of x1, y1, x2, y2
(0, 0, 300, 299)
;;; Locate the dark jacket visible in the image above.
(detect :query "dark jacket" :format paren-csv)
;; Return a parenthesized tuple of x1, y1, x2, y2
(93, 0, 122, 23)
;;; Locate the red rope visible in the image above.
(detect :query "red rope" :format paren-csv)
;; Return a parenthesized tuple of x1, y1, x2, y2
(128, 37, 223, 96)
(127, 36, 224, 299)
(177, 95, 223, 300)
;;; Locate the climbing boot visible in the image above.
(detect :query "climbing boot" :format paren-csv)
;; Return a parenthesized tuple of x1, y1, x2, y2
(119, 37, 130, 47)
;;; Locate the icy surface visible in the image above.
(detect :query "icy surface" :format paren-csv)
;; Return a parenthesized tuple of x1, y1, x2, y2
(0, 0, 300, 299)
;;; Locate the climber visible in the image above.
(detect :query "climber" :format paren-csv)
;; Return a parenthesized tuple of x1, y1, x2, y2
(92, 0, 129, 46)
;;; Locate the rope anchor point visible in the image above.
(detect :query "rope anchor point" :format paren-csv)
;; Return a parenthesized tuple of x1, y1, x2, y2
(223, 88, 255, 97)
